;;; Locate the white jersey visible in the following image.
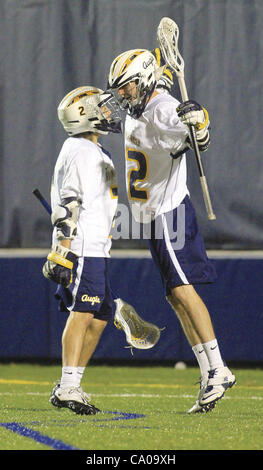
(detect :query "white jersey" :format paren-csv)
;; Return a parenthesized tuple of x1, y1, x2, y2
(124, 92, 190, 223)
(51, 137, 118, 257)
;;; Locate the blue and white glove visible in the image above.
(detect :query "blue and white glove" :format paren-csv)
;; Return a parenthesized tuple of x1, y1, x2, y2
(177, 100, 210, 152)
(43, 244, 78, 288)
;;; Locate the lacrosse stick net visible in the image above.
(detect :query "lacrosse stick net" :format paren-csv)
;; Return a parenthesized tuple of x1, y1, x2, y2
(114, 298, 164, 351)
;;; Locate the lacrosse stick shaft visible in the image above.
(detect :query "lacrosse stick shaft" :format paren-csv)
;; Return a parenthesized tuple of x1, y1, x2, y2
(177, 74, 199, 167)
(177, 75, 216, 220)
(157, 17, 216, 220)
(32, 188, 52, 215)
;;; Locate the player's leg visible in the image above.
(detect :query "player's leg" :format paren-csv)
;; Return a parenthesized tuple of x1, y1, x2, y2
(78, 317, 108, 367)
(170, 284, 216, 344)
(58, 316, 108, 404)
(149, 213, 212, 412)
(62, 310, 94, 369)
(167, 292, 206, 345)
(51, 317, 107, 414)
(75, 317, 108, 397)
(149, 197, 236, 411)
(167, 292, 211, 413)
(170, 286, 236, 409)
(58, 258, 113, 408)
(50, 257, 109, 414)
(50, 310, 100, 415)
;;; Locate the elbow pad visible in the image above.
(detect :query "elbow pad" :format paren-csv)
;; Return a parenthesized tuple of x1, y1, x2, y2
(51, 198, 81, 240)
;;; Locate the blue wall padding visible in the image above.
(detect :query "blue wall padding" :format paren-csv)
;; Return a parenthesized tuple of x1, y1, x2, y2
(0, 256, 262, 362)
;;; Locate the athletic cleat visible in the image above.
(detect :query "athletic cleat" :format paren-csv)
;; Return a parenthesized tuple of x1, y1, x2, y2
(49, 385, 100, 415)
(49, 381, 60, 403)
(187, 400, 205, 414)
(187, 375, 215, 414)
(188, 401, 216, 414)
(50, 381, 91, 404)
(199, 366, 236, 407)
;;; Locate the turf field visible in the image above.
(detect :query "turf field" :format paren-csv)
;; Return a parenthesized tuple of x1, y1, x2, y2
(0, 363, 262, 452)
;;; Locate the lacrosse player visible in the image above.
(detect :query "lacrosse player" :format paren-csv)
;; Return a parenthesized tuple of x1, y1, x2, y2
(43, 86, 122, 415)
(107, 49, 236, 413)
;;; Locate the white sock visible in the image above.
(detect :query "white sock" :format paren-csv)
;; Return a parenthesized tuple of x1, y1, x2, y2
(60, 366, 79, 389)
(202, 339, 224, 370)
(192, 344, 210, 378)
(77, 366, 85, 384)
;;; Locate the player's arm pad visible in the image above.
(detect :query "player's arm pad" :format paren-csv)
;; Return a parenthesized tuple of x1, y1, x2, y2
(152, 47, 174, 93)
(51, 197, 81, 240)
(177, 100, 211, 152)
(42, 244, 78, 288)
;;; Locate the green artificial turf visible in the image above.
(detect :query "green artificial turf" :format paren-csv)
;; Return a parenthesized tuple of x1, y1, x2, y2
(0, 363, 262, 451)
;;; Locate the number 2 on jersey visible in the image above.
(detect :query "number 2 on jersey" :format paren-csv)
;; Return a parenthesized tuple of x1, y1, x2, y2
(126, 148, 149, 201)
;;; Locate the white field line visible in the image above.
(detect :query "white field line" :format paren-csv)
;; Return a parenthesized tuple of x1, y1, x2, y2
(0, 391, 262, 400)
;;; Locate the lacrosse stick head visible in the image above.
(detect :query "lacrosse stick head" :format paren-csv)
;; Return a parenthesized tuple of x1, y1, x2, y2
(157, 17, 184, 76)
(114, 298, 163, 350)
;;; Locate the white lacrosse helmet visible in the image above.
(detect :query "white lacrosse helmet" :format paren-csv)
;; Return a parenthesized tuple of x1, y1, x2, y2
(57, 86, 122, 136)
(108, 49, 162, 118)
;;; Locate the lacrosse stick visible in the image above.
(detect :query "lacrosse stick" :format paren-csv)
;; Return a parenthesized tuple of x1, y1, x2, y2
(114, 298, 163, 352)
(157, 17, 216, 220)
(33, 188, 52, 215)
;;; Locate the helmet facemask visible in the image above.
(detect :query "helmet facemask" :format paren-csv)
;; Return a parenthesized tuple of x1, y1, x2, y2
(111, 77, 155, 118)
(57, 87, 122, 136)
(97, 93, 122, 134)
(129, 75, 156, 118)
(108, 50, 160, 119)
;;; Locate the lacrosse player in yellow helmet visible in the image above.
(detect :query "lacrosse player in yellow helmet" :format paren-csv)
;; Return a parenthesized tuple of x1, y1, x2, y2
(107, 43, 236, 414)
(43, 86, 162, 415)
(43, 86, 121, 415)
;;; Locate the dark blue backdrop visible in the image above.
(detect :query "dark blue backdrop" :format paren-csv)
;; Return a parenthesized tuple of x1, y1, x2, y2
(1, 1, 263, 251)
(0, 254, 262, 363)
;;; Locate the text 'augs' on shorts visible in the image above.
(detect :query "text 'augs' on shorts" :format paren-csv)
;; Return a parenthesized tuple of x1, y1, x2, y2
(55, 257, 113, 321)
